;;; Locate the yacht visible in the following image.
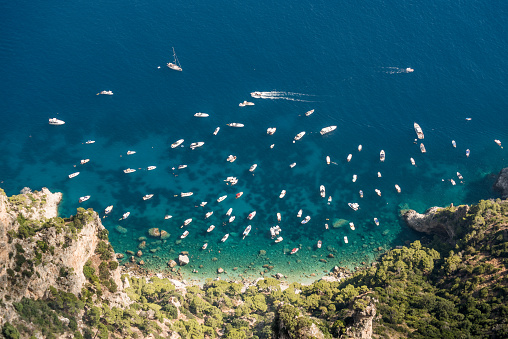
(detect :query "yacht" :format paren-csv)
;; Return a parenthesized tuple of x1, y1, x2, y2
(97, 90, 113, 95)
(290, 248, 299, 255)
(80, 159, 90, 165)
(247, 211, 256, 220)
(279, 190, 286, 199)
(317, 240, 322, 248)
(451, 179, 456, 186)
(178, 165, 187, 169)
(420, 143, 426, 153)
(226, 208, 233, 216)
(270, 226, 281, 239)
(142, 194, 154, 201)
(104, 205, 113, 214)
(251, 91, 262, 98)
(207, 225, 215, 232)
(202, 243, 208, 250)
(267, 127, 276, 135)
(235, 192, 243, 199)
(380, 150, 386, 162)
(320, 126, 337, 135)
(305, 109, 314, 116)
(465, 117, 472, 121)
(217, 195, 227, 203)
(344, 236, 348, 244)
(410, 158, 416, 166)
(466, 149, 470, 157)
(289, 162, 296, 168)
(375, 189, 382, 196)
(457, 172, 463, 180)
(171, 139, 184, 148)
(377, 172, 382, 178)
(221, 234, 230, 242)
(226, 123, 244, 127)
(352, 174, 357, 182)
(69, 172, 80, 178)
(194, 112, 209, 117)
(275, 237, 283, 243)
(326, 156, 330, 165)
(320, 185, 326, 198)
(79, 195, 90, 203)
(452, 140, 456, 148)
(165, 215, 172, 219)
(85, 140, 95, 144)
(406, 68, 414, 73)
(147, 166, 156, 170)
(205, 211, 213, 219)
(227, 155, 237, 162)
(358, 145, 363, 152)
(127, 150, 136, 155)
(123, 168, 136, 173)
(293, 131, 306, 142)
(301, 216, 311, 224)
(242, 225, 252, 239)
(395, 184, 401, 193)
(414, 122, 424, 139)
(347, 154, 352, 162)
(297, 209, 302, 218)
(348, 202, 359, 211)
(229, 216, 235, 223)
(120, 212, 130, 220)
(270, 144, 275, 148)
(349, 222, 355, 231)
(184, 218, 193, 226)
(249, 164, 257, 172)
(495, 139, 502, 147)
(49, 118, 65, 125)
(277, 212, 282, 222)
(180, 231, 189, 239)
(190, 142, 204, 150)
(239, 101, 255, 107)
(213, 127, 220, 135)
(181, 192, 193, 197)
(167, 47, 182, 71)
(200, 202, 208, 207)
(374, 218, 380, 226)
(359, 190, 363, 198)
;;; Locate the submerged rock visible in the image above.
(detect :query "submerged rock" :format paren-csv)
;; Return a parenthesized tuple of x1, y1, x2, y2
(160, 230, 170, 239)
(332, 218, 348, 228)
(115, 225, 127, 234)
(178, 254, 189, 266)
(148, 228, 160, 237)
(167, 260, 177, 268)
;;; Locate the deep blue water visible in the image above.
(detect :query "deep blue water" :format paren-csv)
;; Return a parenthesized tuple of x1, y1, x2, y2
(1, 0, 507, 282)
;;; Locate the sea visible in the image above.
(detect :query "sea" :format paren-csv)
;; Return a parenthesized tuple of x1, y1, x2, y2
(1, 0, 507, 283)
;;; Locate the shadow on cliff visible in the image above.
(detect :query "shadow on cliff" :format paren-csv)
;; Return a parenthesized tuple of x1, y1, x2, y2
(462, 172, 501, 204)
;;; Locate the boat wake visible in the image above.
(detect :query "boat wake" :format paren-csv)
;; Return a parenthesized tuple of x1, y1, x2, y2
(252, 91, 315, 102)
(381, 67, 414, 74)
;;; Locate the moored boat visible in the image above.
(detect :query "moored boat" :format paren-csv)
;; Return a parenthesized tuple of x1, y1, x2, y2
(377, 172, 382, 178)
(213, 127, 220, 135)
(380, 150, 385, 162)
(221, 234, 229, 242)
(349, 222, 355, 231)
(317, 240, 322, 248)
(348, 202, 359, 211)
(320, 125, 337, 135)
(275, 237, 283, 243)
(49, 118, 65, 125)
(123, 168, 136, 174)
(69, 172, 80, 178)
(352, 174, 357, 182)
(358, 145, 362, 152)
(293, 131, 306, 142)
(320, 185, 325, 198)
(290, 248, 299, 255)
(145, 166, 156, 171)
(242, 225, 252, 239)
(247, 211, 256, 220)
(180, 230, 189, 239)
(374, 218, 380, 226)
(165, 215, 172, 219)
(301, 216, 311, 224)
(267, 127, 276, 135)
(249, 164, 257, 172)
(344, 236, 348, 244)
(127, 150, 136, 155)
(205, 211, 213, 219)
(143, 194, 154, 200)
(297, 209, 302, 218)
(97, 90, 113, 95)
(420, 143, 426, 153)
(217, 195, 227, 203)
(178, 164, 187, 169)
(451, 179, 456, 186)
(202, 243, 208, 250)
(395, 184, 401, 193)
(495, 139, 502, 147)
(305, 109, 314, 116)
(105, 205, 113, 214)
(359, 190, 363, 198)
(227, 155, 237, 162)
(194, 112, 209, 117)
(326, 156, 330, 165)
(347, 154, 352, 162)
(410, 158, 416, 166)
(457, 172, 463, 180)
(200, 202, 208, 207)
(289, 162, 296, 168)
(79, 195, 90, 203)
(226, 123, 244, 127)
(190, 142, 204, 150)
(414, 122, 424, 139)
(375, 189, 382, 196)
(171, 139, 184, 148)
(279, 190, 286, 199)
(85, 140, 95, 144)
(184, 218, 193, 226)
(452, 140, 456, 148)
(226, 208, 233, 216)
(181, 192, 193, 197)
(167, 47, 183, 71)
(228, 216, 235, 223)
(207, 225, 215, 232)
(239, 101, 254, 106)
(235, 192, 243, 199)
(328, 196, 332, 205)
(277, 212, 281, 222)
(119, 212, 130, 220)
(80, 159, 89, 165)
(466, 149, 470, 157)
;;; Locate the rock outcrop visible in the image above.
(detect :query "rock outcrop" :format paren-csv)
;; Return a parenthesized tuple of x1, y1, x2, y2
(493, 167, 508, 198)
(345, 296, 377, 339)
(402, 205, 469, 239)
(274, 303, 325, 339)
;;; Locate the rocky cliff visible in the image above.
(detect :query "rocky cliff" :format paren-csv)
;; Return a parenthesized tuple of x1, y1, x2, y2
(493, 167, 508, 198)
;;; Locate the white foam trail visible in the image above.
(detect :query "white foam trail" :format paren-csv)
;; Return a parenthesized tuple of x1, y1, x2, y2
(381, 67, 413, 74)
(255, 91, 315, 102)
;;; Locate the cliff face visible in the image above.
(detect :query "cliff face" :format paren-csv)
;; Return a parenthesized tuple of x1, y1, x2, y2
(493, 167, 508, 198)
(403, 205, 469, 240)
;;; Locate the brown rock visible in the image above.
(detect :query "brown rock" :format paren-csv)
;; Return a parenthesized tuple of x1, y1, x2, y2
(136, 250, 143, 257)
(319, 259, 327, 263)
(139, 260, 145, 265)
(148, 228, 160, 237)
(138, 241, 146, 249)
(116, 253, 125, 259)
(126, 250, 134, 255)
(130, 256, 136, 263)
(327, 253, 335, 258)
(160, 230, 170, 239)
(217, 267, 224, 274)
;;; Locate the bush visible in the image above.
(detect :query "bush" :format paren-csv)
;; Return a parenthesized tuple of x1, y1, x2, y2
(2, 322, 20, 339)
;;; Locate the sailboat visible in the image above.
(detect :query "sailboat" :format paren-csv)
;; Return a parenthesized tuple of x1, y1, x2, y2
(167, 47, 182, 71)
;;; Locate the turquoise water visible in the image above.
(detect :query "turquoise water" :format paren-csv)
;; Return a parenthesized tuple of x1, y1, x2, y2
(1, 0, 507, 281)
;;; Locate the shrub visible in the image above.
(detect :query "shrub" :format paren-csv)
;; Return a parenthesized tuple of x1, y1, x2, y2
(2, 322, 20, 339)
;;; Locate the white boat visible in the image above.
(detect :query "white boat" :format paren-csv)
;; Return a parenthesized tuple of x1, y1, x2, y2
(320, 126, 337, 135)
(466, 149, 470, 157)
(495, 139, 502, 147)
(457, 172, 463, 180)
(123, 168, 136, 173)
(348, 202, 359, 211)
(194, 112, 209, 117)
(167, 47, 182, 71)
(414, 122, 424, 139)
(142, 194, 154, 201)
(410, 158, 416, 166)
(406, 68, 414, 73)
(452, 140, 456, 148)
(290, 248, 299, 255)
(165, 215, 172, 219)
(347, 154, 352, 162)
(293, 131, 306, 142)
(184, 218, 192, 226)
(275, 236, 283, 243)
(249, 164, 257, 172)
(328, 196, 332, 204)
(227, 123, 244, 127)
(79, 195, 90, 203)
(251, 91, 262, 98)
(80, 159, 89, 164)
(180, 231, 189, 239)
(205, 211, 213, 219)
(451, 179, 456, 186)
(181, 192, 193, 197)
(217, 195, 227, 203)
(374, 218, 380, 226)
(270, 144, 275, 148)
(320, 185, 326, 198)
(147, 166, 156, 170)
(242, 225, 252, 239)
(226, 208, 233, 216)
(97, 90, 113, 95)
(213, 127, 220, 135)
(301, 216, 311, 224)
(317, 240, 322, 248)
(352, 174, 357, 182)
(297, 209, 302, 218)
(279, 190, 286, 198)
(85, 140, 95, 144)
(377, 172, 382, 178)
(359, 190, 363, 198)
(465, 117, 472, 121)
(127, 150, 136, 155)
(247, 211, 256, 220)
(380, 150, 385, 162)
(69, 172, 80, 178)
(227, 155, 237, 162)
(289, 162, 296, 168)
(277, 212, 282, 222)
(395, 184, 401, 193)
(104, 205, 113, 214)
(267, 127, 276, 135)
(207, 225, 215, 232)
(171, 139, 184, 148)
(120, 212, 130, 220)
(305, 109, 314, 116)
(49, 118, 65, 125)
(200, 202, 208, 207)
(420, 143, 426, 153)
(375, 189, 382, 196)
(236, 192, 243, 199)
(326, 156, 330, 165)
(190, 142, 204, 150)
(221, 234, 229, 242)
(178, 164, 187, 169)
(344, 236, 348, 244)
(358, 145, 363, 152)
(202, 243, 208, 250)
(270, 225, 281, 239)
(349, 222, 355, 231)
(239, 101, 254, 107)
(228, 216, 235, 223)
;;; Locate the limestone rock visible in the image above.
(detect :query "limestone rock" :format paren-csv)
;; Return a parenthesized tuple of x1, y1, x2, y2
(130, 256, 136, 262)
(126, 250, 134, 255)
(275, 273, 284, 279)
(178, 254, 189, 266)
(115, 225, 127, 234)
(160, 230, 170, 239)
(138, 241, 146, 249)
(167, 260, 177, 268)
(139, 260, 145, 265)
(136, 250, 143, 257)
(116, 253, 125, 259)
(403, 205, 469, 239)
(148, 228, 160, 237)
(494, 167, 508, 198)
(345, 297, 377, 339)
(217, 267, 224, 274)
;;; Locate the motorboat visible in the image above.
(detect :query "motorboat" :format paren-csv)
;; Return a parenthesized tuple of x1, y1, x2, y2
(349, 222, 355, 231)
(105, 205, 113, 214)
(80, 159, 90, 165)
(235, 192, 243, 199)
(380, 150, 385, 162)
(290, 248, 299, 255)
(266, 127, 277, 135)
(202, 243, 208, 250)
(395, 185, 401, 193)
(374, 218, 380, 226)
(205, 211, 213, 219)
(143, 194, 154, 201)
(226, 176, 238, 185)
(275, 237, 283, 243)
(228, 216, 235, 223)
(226, 208, 233, 216)
(325, 223, 329, 230)
(171, 139, 184, 148)
(410, 158, 416, 166)
(123, 168, 136, 174)
(247, 211, 256, 220)
(242, 225, 252, 239)
(200, 202, 208, 207)
(79, 195, 90, 203)
(358, 145, 362, 152)
(127, 150, 136, 155)
(165, 215, 172, 219)
(452, 140, 456, 148)
(320, 126, 337, 135)
(420, 143, 426, 153)
(239, 101, 254, 107)
(147, 166, 156, 170)
(120, 212, 130, 220)
(181, 192, 193, 197)
(359, 190, 363, 198)
(347, 154, 352, 162)
(293, 131, 306, 142)
(213, 127, 220, 135)
(290, 162, 296, 168)
(97, 90, 113, 95)
(207, 225, 215, 232)
(466, 149, 470, 157)
(277, 212, 281, 222)
(375, 189, 382, 196)
(352, 174, 357, 182)
(184, 218, 193, 226)
(180, 231, 189, 239)
(49, 118, 65, 125)
(348, 202, 359, 211)
(85, 140, 95, 144)
(451, 179, 456, 186)
(227, 155, 237, 162)
(465, 117, 472, 121)
(406, 68, 414, 72)
(279, 190, 286, 198)
(344, 236, 348, 244)
(251, 91, 262, 98)
(221, 234, 229, 242)
(320, 185, 326, 198)
(328, 196, 332, 205)
(317, 240, 322, 248)
(194, 112, 209, 117)
(226, 123, 244, 127)
(305, 109, 314, 116)
(270, 144, 275, 148)
(190, 142, 204, 150)
(167, 47, 182, 71)
(457, 172, 463, 180)
(377, 172, 382, 178)
(326, 156, 330, 165)
(178, 165, 187, 169)
(301, 216, 311, 224)
(297, 209, 302, 218)
(69, 172, 80, 178)
(217, 195, 227, 203)
(249, 164, 257, 172)
(270, 225, 281, 239)
(414, 122, 424, 139)
(495, 139, 502, 147)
